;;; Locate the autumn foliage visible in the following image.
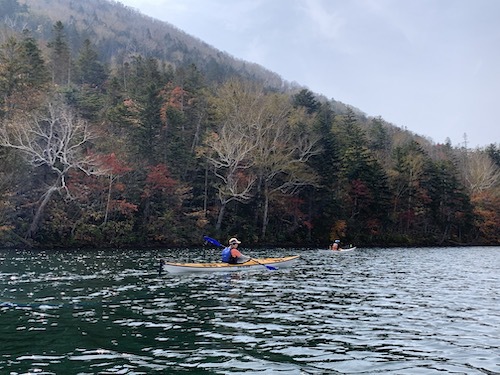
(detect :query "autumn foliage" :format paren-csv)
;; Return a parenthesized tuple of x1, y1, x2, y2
(0, 7, 498, 248)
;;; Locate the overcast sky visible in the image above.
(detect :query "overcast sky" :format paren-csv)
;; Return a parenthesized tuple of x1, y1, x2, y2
(117, 0, 499, 148)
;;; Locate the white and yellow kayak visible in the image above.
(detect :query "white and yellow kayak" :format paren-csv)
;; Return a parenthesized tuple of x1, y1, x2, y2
(161, 255, 300, 274)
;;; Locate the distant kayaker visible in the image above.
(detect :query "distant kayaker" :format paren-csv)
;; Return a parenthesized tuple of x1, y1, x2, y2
(330, 239, 341, 251)
(221, 237, 250, 264)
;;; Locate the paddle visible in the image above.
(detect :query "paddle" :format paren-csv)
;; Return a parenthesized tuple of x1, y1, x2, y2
(158, 258, 165, 276)
(203, 235, 277, 270)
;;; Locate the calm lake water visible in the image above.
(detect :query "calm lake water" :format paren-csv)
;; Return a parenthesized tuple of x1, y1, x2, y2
(0, 246, 499, 374)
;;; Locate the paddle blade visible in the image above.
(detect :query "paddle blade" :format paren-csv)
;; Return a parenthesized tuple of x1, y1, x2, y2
(265, 265, 278, 271)
(203, 235, 223, 247)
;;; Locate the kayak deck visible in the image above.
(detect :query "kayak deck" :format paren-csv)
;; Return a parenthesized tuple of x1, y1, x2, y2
(162, 255, 300, 274)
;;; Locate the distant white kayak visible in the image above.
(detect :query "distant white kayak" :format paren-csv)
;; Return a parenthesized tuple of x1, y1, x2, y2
(330, 247, 357, 253)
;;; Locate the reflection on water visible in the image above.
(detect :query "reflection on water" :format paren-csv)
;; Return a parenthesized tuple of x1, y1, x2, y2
(1, 247, 499, 374)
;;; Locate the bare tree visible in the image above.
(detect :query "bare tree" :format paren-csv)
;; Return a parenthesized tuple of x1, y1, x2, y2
(250, 97, 321, 238)
(202, 80, 260, 230)
(461, 149, 500, 195)
(202, 79, 321, 236)
(0, 98, 104, 238)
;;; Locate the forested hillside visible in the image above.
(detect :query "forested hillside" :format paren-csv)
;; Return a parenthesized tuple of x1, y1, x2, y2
(1, 0, 499, 248)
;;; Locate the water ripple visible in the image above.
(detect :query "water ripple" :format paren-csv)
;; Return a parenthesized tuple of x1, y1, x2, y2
(0, 247, 499, 374)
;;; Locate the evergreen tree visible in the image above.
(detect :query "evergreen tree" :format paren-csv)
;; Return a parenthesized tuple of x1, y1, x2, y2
(390, 140, 430, 237)
(368, 116, 392, 165)
(20, 30, 49, 88)
(486, 143, 500, 168)
(308, 104, 342, 243)
(127, 56, 163, 97)
(0, 37, 24, 115)
(47, 21, 71, 86)
(75, 39, 107, 86)
(136, 83, 163, 165)
(0, 34, 47, 117)
(333, 108, 392, 243)
(292, 89, 320, 114)
(424, 159, 475, 244)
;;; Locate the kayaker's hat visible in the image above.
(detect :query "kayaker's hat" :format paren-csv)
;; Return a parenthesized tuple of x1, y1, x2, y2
(229, 237, 241, 245)
(335, 240, 340, 243)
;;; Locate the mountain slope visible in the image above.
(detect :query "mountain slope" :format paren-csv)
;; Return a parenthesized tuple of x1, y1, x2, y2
(16, 0, 288, 89)
(4, 0, 372, 122)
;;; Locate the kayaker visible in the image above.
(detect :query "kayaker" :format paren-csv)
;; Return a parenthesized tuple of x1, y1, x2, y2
(221, 237, 250, 264)
(330, 239, 341, 251)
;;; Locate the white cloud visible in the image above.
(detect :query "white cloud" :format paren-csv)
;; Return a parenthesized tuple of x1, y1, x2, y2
(300, 0, 345, 42)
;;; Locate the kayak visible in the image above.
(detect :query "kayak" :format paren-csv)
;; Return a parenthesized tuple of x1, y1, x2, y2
(161, 255, 300, 274)
(331, 247, 357, 253)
